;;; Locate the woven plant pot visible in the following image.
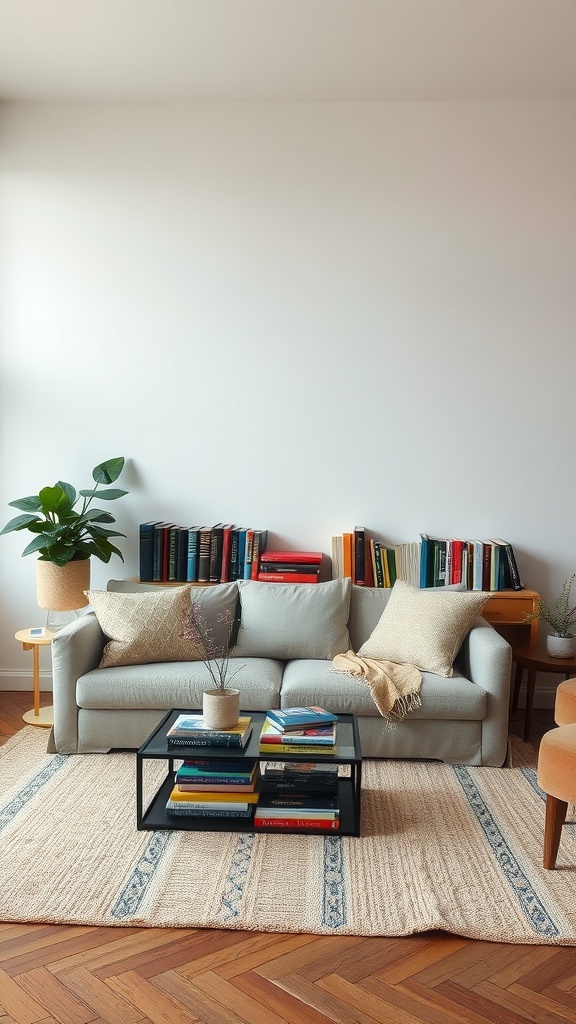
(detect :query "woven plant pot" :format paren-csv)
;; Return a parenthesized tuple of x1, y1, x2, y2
(202, 688, 240, 730)
(36, 559, 90, 612)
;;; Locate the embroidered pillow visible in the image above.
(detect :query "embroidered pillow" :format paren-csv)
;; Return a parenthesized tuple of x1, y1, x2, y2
(87, 586, 202, 667)
(358, 579, 489, 677)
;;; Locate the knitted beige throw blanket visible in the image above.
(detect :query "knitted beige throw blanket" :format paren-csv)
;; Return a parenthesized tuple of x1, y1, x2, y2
(332, 650, 422, 723)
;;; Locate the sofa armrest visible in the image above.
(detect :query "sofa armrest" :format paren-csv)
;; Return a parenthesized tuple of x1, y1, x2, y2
(456, 617, 512, 766)
(48, 612, 105, 754)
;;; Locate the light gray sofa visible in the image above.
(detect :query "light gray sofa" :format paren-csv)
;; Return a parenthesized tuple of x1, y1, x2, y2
(48, 578, 512, 766)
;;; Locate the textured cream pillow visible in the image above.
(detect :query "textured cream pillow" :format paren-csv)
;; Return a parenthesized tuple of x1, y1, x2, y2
(358, 579, 489, 677)
(87, 586, 203, 668)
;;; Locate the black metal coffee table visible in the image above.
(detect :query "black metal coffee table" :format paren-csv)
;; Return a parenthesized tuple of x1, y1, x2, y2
(137, 708, 363, 836)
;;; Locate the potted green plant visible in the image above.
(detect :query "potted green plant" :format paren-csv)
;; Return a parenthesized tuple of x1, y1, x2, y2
(1, 457, 128, 615)
(524, 573, 576, 657)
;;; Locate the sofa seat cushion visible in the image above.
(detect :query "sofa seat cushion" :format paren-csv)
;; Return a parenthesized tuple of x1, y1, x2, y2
(76, 658, 283, 711)
(280, 659, 487, 721)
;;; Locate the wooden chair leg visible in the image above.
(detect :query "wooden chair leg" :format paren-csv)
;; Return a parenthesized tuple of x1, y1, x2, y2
(544, 794, 568, 869)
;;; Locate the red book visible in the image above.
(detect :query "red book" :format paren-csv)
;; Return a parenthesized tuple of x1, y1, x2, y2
(450, 539, 464, 585)
(257, 573, 319, 584)
(260, 551, 323, 565)
(253, 817, 340, 830)
(161, 523, 175, 582)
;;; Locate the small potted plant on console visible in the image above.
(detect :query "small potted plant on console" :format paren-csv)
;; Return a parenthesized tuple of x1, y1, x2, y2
(524, 573, 576, 657)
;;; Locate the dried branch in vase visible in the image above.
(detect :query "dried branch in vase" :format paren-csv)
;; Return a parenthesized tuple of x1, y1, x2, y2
(180, 601, 241, 691)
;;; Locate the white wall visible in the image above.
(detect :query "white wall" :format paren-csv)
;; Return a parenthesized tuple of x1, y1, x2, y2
(1, 99, 575, 690)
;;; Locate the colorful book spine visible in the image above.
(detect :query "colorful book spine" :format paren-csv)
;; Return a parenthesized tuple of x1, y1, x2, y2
(167, 805, 254, 818)
(254, 817, 340, 830)
(186, 527, 199, 582)
(197, 528, 212, 582)
(258, 743, 335, 754)
(257, 573, 319, 584)
(168, 733, 250, 749)
(139, 521, 161, 582)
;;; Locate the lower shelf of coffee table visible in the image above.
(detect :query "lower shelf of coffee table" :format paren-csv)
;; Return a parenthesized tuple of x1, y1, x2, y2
(140, 773, 360, 836)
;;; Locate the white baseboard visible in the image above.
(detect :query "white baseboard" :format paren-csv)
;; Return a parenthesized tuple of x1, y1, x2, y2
(0, 671, 53, 692)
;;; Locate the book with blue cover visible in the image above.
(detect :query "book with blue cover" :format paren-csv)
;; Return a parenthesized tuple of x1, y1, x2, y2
(265, 707, 337, 731)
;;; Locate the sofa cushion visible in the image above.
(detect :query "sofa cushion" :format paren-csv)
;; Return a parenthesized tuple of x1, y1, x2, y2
(87, 586, 202, 668)
(233, 578, 351, 660)
(76, 657, 283, 711)
(106, 579, 240, 651)
(280, 659, 486, 720)
(358, 580, 489, 677)
(348, 583, 466, 651)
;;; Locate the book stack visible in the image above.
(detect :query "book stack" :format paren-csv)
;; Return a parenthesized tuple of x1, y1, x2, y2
(257, 550, 323, 584)
(258, 706, 337, 755)
(254, 760, 340, 830)
(139, 522, 268, 584)
(331, 529, 400, 588)
(331, 529, 523, 592)
(166, 757, 260, 819)
(166, 714, 253, 749)
(419, 535, 523, 591)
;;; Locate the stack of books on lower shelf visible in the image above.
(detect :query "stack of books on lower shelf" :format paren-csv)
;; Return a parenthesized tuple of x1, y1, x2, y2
(166, 714, 253, 749)
(258, 706, 338, 755)
(254, 761, 340, 830)
(166, 757, 260, 819)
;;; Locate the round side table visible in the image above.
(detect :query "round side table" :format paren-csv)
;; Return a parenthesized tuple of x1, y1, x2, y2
(15, 628, 57, 728)
(512, 642, 576, 742)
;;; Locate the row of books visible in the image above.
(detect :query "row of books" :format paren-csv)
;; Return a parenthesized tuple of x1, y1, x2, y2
(419, 535, 523, 591)
(139, 522, 268, 584)
(331, 528, 523, 591)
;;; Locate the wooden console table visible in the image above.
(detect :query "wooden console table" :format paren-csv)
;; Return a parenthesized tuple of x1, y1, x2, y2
(482, 588, 540, 644)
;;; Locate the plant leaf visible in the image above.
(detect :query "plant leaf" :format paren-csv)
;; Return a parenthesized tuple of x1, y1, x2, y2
(80, 510, 115, 523)
(39, 485, 73, 514)
(79, 488, 127, 501)
(0, 514, 41, 535)
(55, 481, 77, 506)
(21, 535, 52, 557)
(8, 496, 43, 512)
(92, 458, 125, 485)
(87, 526, 126, 539)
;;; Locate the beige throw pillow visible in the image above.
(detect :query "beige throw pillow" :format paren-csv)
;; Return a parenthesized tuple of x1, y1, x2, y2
(87, 586, 203, 668)
(357, 579, 489, 677)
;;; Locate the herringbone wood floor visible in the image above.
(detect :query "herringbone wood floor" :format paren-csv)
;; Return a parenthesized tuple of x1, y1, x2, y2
(1, 691, 575, 1024)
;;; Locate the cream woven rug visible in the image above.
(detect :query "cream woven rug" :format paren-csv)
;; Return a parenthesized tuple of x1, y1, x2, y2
(1, 727, 575, 945)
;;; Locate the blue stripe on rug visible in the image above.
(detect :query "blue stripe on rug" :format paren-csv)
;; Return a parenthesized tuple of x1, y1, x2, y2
(453, 765, 560, 938)
(218, 833, 255, 923)
(322, 835, 347, 928)
(522, 766, 576, 838)
(0, 755, 68, 833)
(110, 832, 172, 919)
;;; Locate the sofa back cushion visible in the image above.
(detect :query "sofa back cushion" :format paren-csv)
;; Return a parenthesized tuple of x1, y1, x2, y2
(233, 578, 351, 660)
